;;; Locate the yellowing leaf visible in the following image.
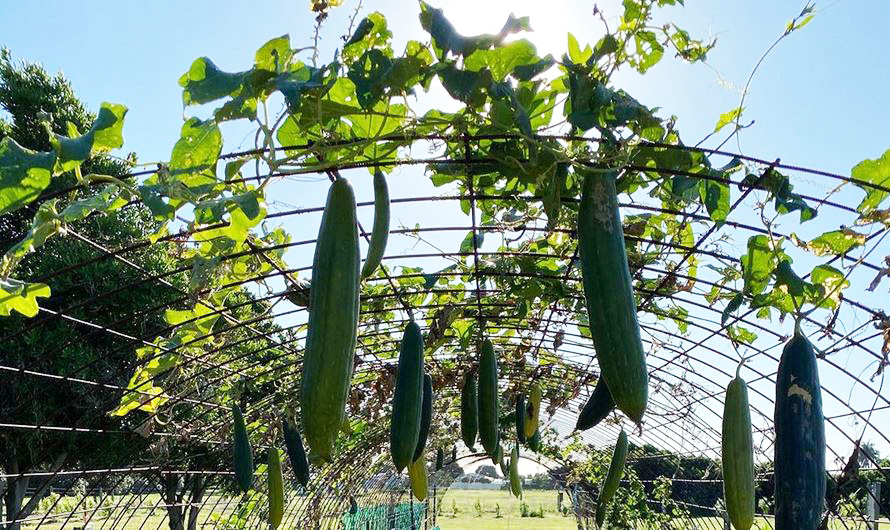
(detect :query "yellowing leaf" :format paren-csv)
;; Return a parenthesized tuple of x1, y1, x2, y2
(852, 148, 890, 215)
(0, 279, 51, 317)
(805, 229, 867, 256)
(714, 107, 744, 133)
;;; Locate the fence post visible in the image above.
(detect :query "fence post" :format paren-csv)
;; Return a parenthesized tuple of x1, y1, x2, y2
(432, 485, 436, 527)
(867, 481, 881, 530)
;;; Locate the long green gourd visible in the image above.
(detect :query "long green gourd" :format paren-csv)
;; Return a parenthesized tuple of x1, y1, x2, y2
(282, 419, 310, 487)
(595, 429, 629, 527)
(232, 405, 253, 493)
(360, 170, 390, 278)
(301, 177, 360, 463)
(267, 449, 284, 530)
(413, 373, 433, 462)
(578, 170, 648, 423)
(524, 382, 542, 439)
(460, 373, 478, 450)
(774, 331, 825, 529)
(576, 377, 615, 431)
(515, 394, 526, 444)
(509, 444, 523, 499)
(390, 321, 425, 472)
(477, 339, 499, 456)
(722, 370, 755, 530)
(527, 428, 541, 453)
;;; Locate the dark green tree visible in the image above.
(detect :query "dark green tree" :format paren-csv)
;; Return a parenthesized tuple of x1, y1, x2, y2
(0, 49, 181, 530)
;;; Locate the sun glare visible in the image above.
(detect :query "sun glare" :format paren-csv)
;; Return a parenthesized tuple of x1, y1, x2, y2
(442, 0, 588, 59)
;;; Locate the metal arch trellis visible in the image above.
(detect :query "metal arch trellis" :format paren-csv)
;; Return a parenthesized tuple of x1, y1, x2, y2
(1, 219, 880, 520)
(1, 133, 889, 530)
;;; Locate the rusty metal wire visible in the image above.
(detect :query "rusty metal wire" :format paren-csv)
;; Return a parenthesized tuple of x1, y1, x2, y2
(2, 134, 889, 529)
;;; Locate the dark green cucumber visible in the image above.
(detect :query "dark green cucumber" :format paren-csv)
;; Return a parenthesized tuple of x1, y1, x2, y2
(491, 443, 503, 466)
(301, 177, 360, 463)
(515, 394, 526, 444)
(413, 373, 433, 462)
(723, 373, 754, 530)
(360, 170, 390, 278)
(267, 449, 284, 529)
(282, 419, 310, 487)
(436, 447, 444, 471)
(477, 339, 500, 455)
(390, 321, 425, 472)
(524, 383, 542, 439)
(232, 405, 254, 493)
(578, 170, 648, 423)
(460, 373, 478, 450)
(775, 331, 825, 529)
(509, 444, 522, 498)
(527, 428, 541, 453)
(595, 429, 628, 527)
(576, 377, 615, 431)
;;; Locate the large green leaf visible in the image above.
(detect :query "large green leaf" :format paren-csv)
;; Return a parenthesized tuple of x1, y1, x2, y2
(275, 65, 332, 114)
(566, 33, 593, 64)
(169, 118, 223, 194)
(59, 185, 130, 222)
(254, 35, 293, 74)
(699, 176, 729, 223)
(810, 264, 848, 309)
(632, 30, 664, 73)
(437, 64, 491, 107)
(164, 303, 221, 340)
(740, 169, 816, 222)
(740, 235, 776, 296)
(851, 148, 890, 214)
(52, 102, 128, 172)
(512, 55, 556, 81)
(343, 12, 393, 62)
(465, 40, 538, 81)
(348, 49, 394, 108)
(193, 191, 267, 244)
(0, 137, 56, 215)
(751, 259, 847, 316)
(179, 57, 249, 106)
(419, 1, 529, 59)
(0, 278, 51, 318)
(1, 200, 62, 278)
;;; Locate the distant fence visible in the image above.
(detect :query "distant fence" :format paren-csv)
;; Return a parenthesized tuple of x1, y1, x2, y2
(448, 482, 505, 490)
(341, 502, 428, 530)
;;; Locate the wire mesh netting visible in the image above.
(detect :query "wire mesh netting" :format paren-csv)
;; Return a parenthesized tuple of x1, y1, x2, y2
(2, 3, 890, 529)
(2, 133, 889, 529)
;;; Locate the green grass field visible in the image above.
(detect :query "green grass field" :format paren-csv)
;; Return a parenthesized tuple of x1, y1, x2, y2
(434, 489, 577, 530)
(432, 488, 890, 530)
(17, 488, 890, 529)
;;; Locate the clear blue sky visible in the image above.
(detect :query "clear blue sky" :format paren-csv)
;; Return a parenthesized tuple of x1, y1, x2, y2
(3, 0, 889, 469)
(3, 1, 887, 173)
